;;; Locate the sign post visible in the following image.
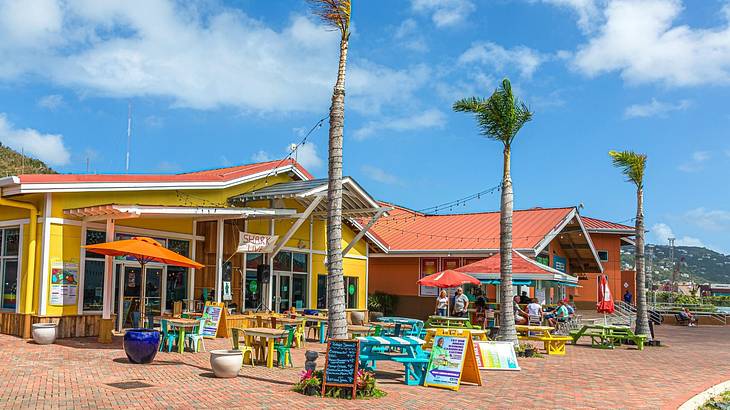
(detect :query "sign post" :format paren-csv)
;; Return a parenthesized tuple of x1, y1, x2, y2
(321, 339, 360, 399)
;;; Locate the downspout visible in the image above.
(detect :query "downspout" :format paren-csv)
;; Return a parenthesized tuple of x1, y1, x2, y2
(0, 193, 38, 337)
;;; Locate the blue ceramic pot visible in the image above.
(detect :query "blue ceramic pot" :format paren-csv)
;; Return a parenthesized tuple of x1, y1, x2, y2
(123, 328, 160, 364)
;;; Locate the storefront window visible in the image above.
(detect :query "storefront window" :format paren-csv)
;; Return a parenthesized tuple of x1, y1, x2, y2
(345, 276, 358, 309)
(1, 228, 20, 310)
(85, 230, 107, 259)
(419, 258, 438, 297)
(167, 239, 189, 258)
(165, 266, 188, 310)
(83, 260, 105, 311)
(245, 253, 264, 310)
(317, 274, 327, 309)
(273, 251, 292, 271)
(292, 274, 307, 309)
(292, 253, 308, 273)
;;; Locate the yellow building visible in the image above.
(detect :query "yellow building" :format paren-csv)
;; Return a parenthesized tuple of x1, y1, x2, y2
(0, 159, 385, 338)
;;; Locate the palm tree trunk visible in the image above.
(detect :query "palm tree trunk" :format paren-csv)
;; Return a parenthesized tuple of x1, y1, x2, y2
(498, 145, 517, 344)
(326, 35, 349, 340)
(634, 187, 651, 337)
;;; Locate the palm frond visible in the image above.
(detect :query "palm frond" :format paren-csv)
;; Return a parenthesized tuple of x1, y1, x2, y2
(308, 0, 351, 37)
(609, 150, 647, 188)
(453, 78, 533, 146)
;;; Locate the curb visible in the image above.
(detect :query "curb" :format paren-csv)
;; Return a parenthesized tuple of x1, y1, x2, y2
(678, 379, 730, 410)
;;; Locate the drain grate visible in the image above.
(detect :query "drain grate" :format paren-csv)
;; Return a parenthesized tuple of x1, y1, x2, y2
(106, 381, 154, 390)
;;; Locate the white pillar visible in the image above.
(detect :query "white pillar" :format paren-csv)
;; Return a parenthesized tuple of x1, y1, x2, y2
(189, 220, 196, 304)
(267, 218, 275, 311)
(215, 219, 224, 302)
(77, 221, 87, 314)
(38, 193, 52, 316)
(102, 218, 115, 319)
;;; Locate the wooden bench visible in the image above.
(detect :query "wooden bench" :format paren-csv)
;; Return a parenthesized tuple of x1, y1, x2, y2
(519, 334, 572, 355)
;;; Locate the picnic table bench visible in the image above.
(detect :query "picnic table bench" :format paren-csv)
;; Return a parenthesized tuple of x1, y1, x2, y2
(357, 335, 429, 386)
(515, 325, 572, 355)
(424, 315, 479, 330)
(569, 324, 647, 350)
(422, 328, 489, 349)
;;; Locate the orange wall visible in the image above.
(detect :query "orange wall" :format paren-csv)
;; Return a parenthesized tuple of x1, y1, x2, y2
(368, 257, 420, 297)
(573, 233, 626, 304)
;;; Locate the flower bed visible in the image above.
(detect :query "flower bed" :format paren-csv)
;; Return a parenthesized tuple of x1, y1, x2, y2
(293, 369, 386, 399)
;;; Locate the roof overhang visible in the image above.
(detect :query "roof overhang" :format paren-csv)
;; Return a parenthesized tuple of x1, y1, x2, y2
(63, 204, 297, 222)
(0, 164, 309, 196)
(534, 209, 603, 273)
(229, 177, 388, 219)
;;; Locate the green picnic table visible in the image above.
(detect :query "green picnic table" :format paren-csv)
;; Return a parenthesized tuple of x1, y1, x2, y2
(569, 324, 647, 350)
(424, 315, 480, 330)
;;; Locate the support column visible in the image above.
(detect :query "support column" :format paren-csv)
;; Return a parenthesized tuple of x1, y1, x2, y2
(99, 218, 115, 343)
(189, 220, 197, 305)
(215, 219, 224, 302)
(38, 193, 52, 316)
(267, 218, 275, 311)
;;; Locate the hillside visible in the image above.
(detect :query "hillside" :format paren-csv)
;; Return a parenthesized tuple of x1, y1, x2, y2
(621, 244, 730, 284)
(0, 143, 56, 176)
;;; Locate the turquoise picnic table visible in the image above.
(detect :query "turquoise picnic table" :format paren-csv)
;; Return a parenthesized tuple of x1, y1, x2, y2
(358, 335, 429, 386)
(373, 317, 423, 337)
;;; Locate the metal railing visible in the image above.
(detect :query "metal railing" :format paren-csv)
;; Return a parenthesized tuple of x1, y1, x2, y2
(648, 302, 727, 325)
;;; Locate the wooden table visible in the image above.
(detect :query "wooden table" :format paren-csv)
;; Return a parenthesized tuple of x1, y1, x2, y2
(423, 327, 488, 349)
(166, 318, 200, 354)
(299, 315, 328, 343)
(243, 327, 287, 368)
(516, 324, 572, 355)
(270, 317, 305, 327)
(347, 324, 373, 337)
(357, 335, 429, 386)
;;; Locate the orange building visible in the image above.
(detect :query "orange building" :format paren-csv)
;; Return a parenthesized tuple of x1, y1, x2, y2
(363, 204, 635, 317)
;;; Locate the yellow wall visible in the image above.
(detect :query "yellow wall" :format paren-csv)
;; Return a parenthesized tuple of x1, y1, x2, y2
(45, 223, 82, 316)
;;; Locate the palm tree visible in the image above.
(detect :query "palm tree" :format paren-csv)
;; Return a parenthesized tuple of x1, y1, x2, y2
(609, 150, 650, 337)
(309, 0, 351, 339)
(454, 78, 533, 344)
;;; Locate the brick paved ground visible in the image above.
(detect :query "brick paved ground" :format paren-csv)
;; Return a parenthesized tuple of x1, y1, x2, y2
(0, 324, 728, 409)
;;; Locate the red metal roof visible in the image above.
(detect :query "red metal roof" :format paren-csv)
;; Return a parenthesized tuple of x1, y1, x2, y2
(581, 216, 634, 232)
(14, 159, 313, 184)
(368, 205, 575, 251)
(455, 250, 560, 276)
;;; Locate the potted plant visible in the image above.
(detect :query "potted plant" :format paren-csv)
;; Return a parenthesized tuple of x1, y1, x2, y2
(123, 328, 160, 364)
(31, 322, 57, 345)
(209, 350, 243, 378)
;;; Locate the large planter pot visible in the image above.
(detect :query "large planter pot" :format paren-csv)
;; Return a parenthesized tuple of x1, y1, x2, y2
(123, 328, 160, 364)
(210, 350, 243, 378)
(32, 323, 57, 345)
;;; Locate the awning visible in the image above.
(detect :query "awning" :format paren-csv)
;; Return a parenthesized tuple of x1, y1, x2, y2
(513, 280, 533, 286)
(480, 279, 501, 285)
(64, 204, 297, 221)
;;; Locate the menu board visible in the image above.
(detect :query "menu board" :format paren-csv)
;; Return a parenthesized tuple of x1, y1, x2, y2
(474, 341, 520, 371)
(201, 301, 224, 338)
(322, 339, 360, 399)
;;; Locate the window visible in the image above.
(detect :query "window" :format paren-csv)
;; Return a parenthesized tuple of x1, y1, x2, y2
(244, 253, 264, 310)
(292, 252, 308, 273)
(419, 258, 438, 297)
(345, 276, 358, 309)
(165, 266, 188, 310)
(83, 230, 106, 311)
(598, 250, 609, 262)
(273, 251, 292, 271)
(1, 228, 20, 310)
(317, 274, 327, 309)
(167, 239, 189, 258)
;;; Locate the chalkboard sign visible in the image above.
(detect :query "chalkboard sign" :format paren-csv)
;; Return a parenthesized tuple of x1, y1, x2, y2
(321, 339, 360, 399)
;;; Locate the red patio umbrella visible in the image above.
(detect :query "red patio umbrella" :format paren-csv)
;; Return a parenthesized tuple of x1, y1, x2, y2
(597, 274, 614, 324)
(418, 270, 480, 317)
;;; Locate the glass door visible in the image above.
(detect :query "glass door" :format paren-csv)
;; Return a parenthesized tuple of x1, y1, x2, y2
(277, 273, 291, 313)
(145, 267, 162, 322)
(114, 263, 161, 329)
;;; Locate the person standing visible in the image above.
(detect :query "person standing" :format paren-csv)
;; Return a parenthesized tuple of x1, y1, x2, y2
(435, 290, 449, 317)
(453, 288, 469, 318)
(623, 290, 633, 304)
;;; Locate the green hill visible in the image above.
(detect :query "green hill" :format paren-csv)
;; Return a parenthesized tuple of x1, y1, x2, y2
(621, 244, 730, 284)
(0, 143, 56, 176)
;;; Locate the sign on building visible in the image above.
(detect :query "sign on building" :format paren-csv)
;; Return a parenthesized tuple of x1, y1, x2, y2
(237, 232, 278, 253)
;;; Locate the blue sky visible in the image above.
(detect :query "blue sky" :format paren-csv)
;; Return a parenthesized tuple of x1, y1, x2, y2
(0, 0, 729, 253)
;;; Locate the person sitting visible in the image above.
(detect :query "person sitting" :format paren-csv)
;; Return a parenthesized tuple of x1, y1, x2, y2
(679, 307, 697, 327)
(623, 290, 633, 304)
(526, 298, 543, 323)
(548, 300, 570, 327)
(513, 295, 528, 325)
(473, 289, 487, 326)
(563, 298, 576, 318)
(519, 291, 531, 304)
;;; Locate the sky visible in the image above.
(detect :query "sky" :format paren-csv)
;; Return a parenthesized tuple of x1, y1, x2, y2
(0, 0, 729, 253)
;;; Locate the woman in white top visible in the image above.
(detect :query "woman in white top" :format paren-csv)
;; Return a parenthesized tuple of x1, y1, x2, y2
(526, 298, 543, 317)
(435, 290, 449, 317)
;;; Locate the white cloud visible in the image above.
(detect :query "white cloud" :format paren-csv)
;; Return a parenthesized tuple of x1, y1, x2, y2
(394, 19, 428, 52)
(534, 0, 600, 33)
(651, 222, 704, 247)
(251, 150, 272, 163)
(573, 0, 730, 86)
(37, 94, 64, 110)
(459, 42, 546, 78)
(0, 1, 425, 116)
(289, 142, 322, 170)
(144, 115, 164, 128)
(353, 109, 447, 140)
(360, 165, 402, 185)
(678, 151, 710, 173)
(0, 113, 70, 166)
(624, 98, 691, 118)
(684, 208, 730, 232)
(411, 0, 475, 28)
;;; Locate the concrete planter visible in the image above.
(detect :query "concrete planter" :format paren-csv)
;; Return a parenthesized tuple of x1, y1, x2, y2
(32, 323, 57, 345)
(210, 350, 243, 378)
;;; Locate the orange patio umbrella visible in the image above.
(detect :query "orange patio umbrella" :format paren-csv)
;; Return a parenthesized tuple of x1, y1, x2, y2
(84, 236, 204, 327)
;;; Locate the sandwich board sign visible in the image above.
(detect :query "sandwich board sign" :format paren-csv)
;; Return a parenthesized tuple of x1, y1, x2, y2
(321, 339, 360, 399)
(423, 330, 482, 391)
(473, 341, 520, 370)
(201, 301, 228, 338)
